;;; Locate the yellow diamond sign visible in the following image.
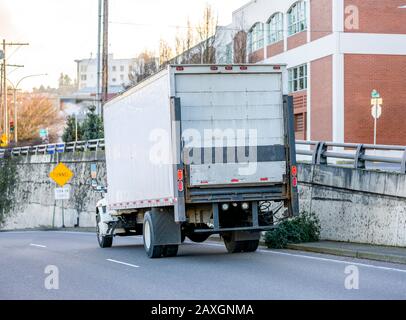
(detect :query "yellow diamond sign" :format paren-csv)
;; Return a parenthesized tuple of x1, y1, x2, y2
(49, 162, 74, 187)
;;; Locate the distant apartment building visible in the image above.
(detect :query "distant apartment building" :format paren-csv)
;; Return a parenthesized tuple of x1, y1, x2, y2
(213, 0, 406, 145)
(75, 54, 136, 91)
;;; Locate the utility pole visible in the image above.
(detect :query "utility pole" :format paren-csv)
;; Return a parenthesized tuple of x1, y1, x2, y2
(97, 0, 102, 116)
(101, 0, 109, 117)
(0, 40, 29, 145)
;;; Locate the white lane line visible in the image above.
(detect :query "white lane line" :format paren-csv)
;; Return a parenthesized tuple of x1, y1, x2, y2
(106, 259, 140, 268)
(200, 242, 406, 274)
(29, 243, 47, 248)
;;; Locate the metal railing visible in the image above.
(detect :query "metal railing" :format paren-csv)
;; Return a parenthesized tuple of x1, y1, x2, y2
(1, 139, 406, 174)
(296, 140, 406, 174)
(0, 139, 105, 158)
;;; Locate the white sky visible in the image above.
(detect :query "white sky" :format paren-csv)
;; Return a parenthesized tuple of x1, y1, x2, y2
(0, 0, 248, 91)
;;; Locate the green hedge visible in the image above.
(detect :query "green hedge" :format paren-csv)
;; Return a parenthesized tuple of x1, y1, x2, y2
(264, 212, 321, 249)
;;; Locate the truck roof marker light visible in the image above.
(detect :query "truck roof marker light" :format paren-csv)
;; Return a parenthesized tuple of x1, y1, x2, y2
(231, 179, 239, 183)
(176, 66, 184, 71)
(273, 65, 281, 70)
(240, 66, 248, 71)
(210, 66, 218, 71)
(201, 180, 209, 184)
(225, 66, 233, 71)
(260, 177, 269, 182)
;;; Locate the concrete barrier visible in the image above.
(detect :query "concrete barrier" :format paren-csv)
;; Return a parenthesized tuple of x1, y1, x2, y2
(298, 163, 406, 247)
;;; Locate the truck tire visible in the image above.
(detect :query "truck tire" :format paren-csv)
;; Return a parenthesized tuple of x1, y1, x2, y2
(242, 240, 260, 252)
(162, 245, 179, 257)
(96, 223, 113, 248)
(223, 234, 259, 253)
(187, 233, 211, 243)
(143, 212, 163, 259)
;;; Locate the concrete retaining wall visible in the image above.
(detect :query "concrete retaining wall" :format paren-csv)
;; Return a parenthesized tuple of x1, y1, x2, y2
(2, 153, 405, 247)
(298, 163, 406, 247)
(1, 152, 106, 230)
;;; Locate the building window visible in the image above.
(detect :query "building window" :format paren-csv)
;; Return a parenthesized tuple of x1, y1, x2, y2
(288, 64, 308, 92)
(81, 75, 87, 81)
(248, 22, 264, 54)
(268, 12, 284, 44)
(112, 66, 117, 72)
(112, 78, 116, 82)
(120, 65, 125, 72)
(288, 1, 307, 36)
(295, 113, 306, 132)
(120, 74, 124, 81)
(80, 65, 87, 73)
(225, 43, 233, 64)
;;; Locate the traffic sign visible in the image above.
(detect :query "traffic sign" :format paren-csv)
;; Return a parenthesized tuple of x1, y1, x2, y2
(54, 186, 71, 200)
(0, 134, 8, 147)
(49, 162, 74, 187)
(371, 105, 382, 119)
(39, 128, 48, 138)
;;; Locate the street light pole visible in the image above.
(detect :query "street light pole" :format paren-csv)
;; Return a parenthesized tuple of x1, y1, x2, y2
(7, 73, 47, 143)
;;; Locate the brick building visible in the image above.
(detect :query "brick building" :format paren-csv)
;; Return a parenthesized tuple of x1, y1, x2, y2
(217, 0, 406, 145)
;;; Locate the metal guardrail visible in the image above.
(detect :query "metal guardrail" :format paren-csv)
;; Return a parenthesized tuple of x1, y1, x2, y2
(0, 139, 105, 159)
(296, 140, 406, 174)
(1, 139, 406, 174)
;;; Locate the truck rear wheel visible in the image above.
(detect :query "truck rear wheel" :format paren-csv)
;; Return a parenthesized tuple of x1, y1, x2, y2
(143, 212, 163, 259)
(223, 234, 260, 253)
(187, 233, 211, 243)
(162, 245, 179, 257)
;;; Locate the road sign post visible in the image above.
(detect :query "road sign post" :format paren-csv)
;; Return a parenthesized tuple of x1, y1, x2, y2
(371, 90, 383, 145)
(50, 163, 74, 228)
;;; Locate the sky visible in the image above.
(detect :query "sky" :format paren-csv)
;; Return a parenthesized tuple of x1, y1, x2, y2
(0, 0, 248, 91)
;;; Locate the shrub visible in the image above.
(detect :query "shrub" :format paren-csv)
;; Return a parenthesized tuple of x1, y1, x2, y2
(264, 212, 321, 249)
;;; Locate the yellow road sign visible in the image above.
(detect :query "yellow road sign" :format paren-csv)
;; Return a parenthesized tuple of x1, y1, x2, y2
(0, 134, 8, 147)
(49, 162, 74, 187)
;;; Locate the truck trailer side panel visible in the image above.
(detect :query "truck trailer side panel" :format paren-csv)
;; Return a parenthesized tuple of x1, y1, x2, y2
(104, 71, 175, 209)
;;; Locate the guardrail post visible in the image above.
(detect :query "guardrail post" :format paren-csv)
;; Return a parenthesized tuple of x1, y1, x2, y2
(316, 142, 327, 165)
(401, 148, 406, 174)
(354, 144, 366, 169)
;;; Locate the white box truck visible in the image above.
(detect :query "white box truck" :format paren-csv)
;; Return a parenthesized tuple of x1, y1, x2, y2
(96, 64, 299, 258)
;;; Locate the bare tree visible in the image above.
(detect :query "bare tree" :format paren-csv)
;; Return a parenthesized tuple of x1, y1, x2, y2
(159, 39, 174, 68)
(128, 50, 159, 87)
(233, 30, 247, 63)
(196, 4, 218, 64)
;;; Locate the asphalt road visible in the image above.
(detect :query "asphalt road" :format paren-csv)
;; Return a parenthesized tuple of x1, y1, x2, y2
(0, 231, 405, 300)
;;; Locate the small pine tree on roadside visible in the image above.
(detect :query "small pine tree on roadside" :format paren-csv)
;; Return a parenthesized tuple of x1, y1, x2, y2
(81, 106, 104, 141)
(62, 115, 83, 142)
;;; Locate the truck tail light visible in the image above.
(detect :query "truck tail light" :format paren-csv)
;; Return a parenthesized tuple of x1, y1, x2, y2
(176, 66, 184, 71)
(273, 65, 281, 70)
(177, 169, 183, 181)
(210, 66, 218, 71)
(240, 66, 248, 71)
(225, 66, 233, 71)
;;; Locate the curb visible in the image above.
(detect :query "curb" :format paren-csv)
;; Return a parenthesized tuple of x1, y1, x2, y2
(286, 243, 406, 265)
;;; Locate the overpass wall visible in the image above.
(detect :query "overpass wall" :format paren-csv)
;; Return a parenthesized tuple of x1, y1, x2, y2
(2, 153, 405, 247)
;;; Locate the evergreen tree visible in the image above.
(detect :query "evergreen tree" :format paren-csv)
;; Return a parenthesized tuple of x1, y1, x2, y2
(81, 106, 104, 140)
(62, 115, 83, 142)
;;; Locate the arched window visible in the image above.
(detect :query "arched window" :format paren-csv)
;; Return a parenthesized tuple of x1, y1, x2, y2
(288, 1, 307, 36)
(267, 12, 284, 44)
(248, 22, 264, 53)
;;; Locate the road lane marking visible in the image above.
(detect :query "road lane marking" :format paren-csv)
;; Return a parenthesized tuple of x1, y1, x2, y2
(29, 243, 47, 248)
(107, 259, 140, 268)
(200, 241, 406, 274)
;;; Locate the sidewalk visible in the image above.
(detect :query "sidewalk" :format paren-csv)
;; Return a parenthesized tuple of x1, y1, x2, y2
(287, 241, 406, 265)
